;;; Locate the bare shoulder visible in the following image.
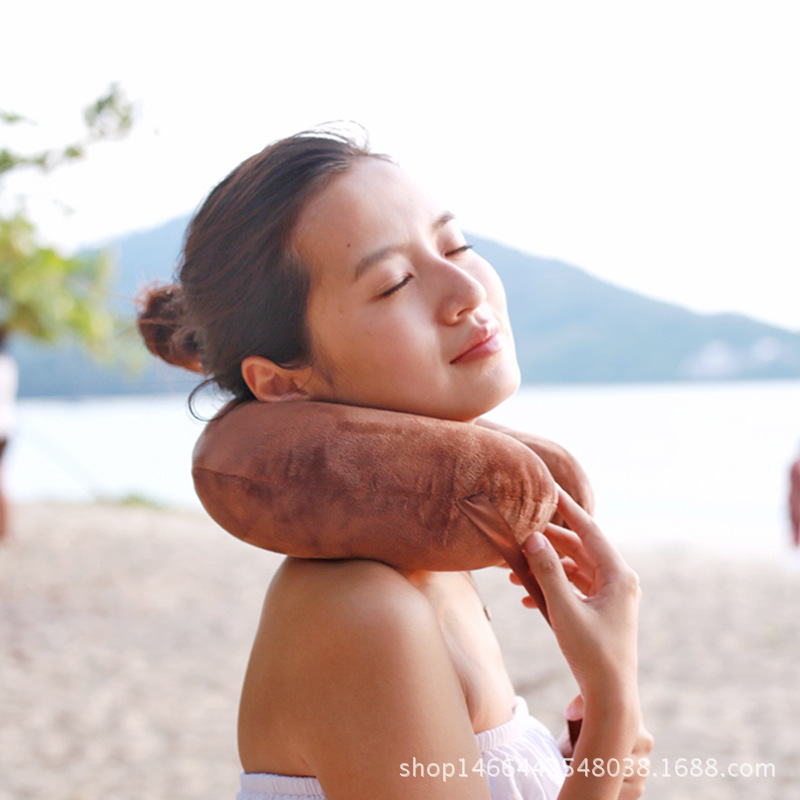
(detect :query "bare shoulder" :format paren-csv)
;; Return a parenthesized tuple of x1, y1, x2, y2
(273, 557, 438, 635)
(257, 558, 449, 694)
(240, 559, 489, 798)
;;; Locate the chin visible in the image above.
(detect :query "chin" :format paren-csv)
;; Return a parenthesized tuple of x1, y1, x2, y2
(454, 374, 522, 423)
(484, 361, 522, 411)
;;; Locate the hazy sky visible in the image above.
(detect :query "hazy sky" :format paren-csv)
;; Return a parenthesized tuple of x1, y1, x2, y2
(3, 0, 799, 331)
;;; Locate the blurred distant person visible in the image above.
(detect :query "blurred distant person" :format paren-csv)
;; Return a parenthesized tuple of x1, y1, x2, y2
(0, 328, 19, 541)
(790, 454, 800, 547)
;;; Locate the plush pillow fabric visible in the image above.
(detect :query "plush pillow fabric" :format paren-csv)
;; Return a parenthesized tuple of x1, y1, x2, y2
(192, 400, 593, 621)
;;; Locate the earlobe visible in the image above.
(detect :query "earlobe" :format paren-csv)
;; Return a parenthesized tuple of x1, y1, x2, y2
(241, 356, 311, 402)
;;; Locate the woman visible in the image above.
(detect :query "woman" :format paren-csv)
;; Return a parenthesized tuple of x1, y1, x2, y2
(0, 328, 19, 542)
(138, 129, 651, 799)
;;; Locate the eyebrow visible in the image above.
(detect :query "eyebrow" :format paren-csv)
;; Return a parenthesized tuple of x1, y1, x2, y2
(353, 211, 456, 281)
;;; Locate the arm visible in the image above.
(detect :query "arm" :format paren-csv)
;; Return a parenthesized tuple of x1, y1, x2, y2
(558, 694, 653, 800)
(521, 490, 646, 800)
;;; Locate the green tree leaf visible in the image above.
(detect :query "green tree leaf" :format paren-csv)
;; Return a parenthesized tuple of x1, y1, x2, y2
(0, 84, 138, 369)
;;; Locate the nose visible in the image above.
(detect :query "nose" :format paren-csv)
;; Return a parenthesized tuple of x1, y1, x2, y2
(434, 258, 487, 324)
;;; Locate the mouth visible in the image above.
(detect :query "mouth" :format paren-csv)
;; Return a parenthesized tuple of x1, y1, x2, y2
(450, 322, 502, 364)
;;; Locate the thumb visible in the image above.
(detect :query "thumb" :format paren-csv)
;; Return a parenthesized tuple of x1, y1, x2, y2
(522, 530, 574, 609)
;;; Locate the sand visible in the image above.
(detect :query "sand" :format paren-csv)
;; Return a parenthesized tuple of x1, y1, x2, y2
(1, 501, 799, 799)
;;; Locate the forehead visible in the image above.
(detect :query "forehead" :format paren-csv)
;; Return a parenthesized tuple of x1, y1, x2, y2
(293, 158, 441, 273)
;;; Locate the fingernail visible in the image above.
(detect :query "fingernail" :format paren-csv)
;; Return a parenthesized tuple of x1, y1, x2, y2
(523, 530, 546, 555)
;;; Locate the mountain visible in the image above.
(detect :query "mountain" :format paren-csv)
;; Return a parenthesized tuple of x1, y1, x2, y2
(10, 216, 800, 397)
(472, 235, 800, 384)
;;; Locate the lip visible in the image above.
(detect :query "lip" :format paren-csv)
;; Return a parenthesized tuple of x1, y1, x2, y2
(450, 323, 502, 364)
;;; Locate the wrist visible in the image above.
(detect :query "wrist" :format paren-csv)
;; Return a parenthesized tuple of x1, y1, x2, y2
(581, 687, 642, 750)
(559, 699, 642, 800)
(582, 682, 640, 716)
(579, 662, 640, 714)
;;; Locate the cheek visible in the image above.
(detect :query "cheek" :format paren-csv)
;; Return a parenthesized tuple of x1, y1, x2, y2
(480, 267, 512, 324)
(471, 255, 505, 295)
(305, 281, 434, 392)
(303, 293, 348, 380)
(306, 301, 384, 381)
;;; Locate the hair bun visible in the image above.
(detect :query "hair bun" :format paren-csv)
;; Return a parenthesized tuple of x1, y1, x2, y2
(137, 284, 203, 372)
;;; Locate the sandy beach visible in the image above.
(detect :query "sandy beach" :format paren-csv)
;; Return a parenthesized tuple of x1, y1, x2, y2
(1, 501, 798, 799)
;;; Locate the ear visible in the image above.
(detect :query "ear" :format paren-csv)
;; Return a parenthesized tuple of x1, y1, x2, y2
(241, 356, 313, 402)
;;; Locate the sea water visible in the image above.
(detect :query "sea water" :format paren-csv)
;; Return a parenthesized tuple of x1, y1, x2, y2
(7, 381, 800, 559)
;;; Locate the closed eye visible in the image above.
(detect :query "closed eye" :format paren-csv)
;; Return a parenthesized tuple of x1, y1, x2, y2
(380, 274, 414, 298)
(445, 244, 474, 257)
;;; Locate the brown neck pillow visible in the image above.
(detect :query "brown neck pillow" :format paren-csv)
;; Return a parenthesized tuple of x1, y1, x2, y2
(192, 399, 594, 623)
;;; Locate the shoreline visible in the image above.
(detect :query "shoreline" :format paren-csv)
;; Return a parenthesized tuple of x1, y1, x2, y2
(2, 502, 799, 799)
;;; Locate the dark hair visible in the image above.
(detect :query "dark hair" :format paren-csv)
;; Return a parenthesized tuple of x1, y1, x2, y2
(137, 127, 378, 406)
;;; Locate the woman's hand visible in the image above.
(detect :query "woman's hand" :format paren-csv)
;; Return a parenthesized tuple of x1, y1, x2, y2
(513, 489, 644, 799)
(519, 488, 641, 707)
(558, 694, 654, 800)
(617, 721, 654, 800)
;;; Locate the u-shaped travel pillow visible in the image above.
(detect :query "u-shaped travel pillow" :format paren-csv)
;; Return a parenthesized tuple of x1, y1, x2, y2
(191, 399, 594, 623)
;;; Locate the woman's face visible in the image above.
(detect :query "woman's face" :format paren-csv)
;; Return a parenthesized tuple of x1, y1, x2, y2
(292, 158, 521, 422)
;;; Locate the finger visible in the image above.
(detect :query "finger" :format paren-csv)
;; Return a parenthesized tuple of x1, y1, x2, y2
(508, 561, 547, 611)
(522, 530, 579, 613)
(544, 523, 593, 573)
(554, 489, 628, 574)
(544, 522, 583, 552)
(554, 488, 600, 534)
(632, 726, 655, 757)
(560, 558, 594, 596)
(510, 557, 583, 587)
